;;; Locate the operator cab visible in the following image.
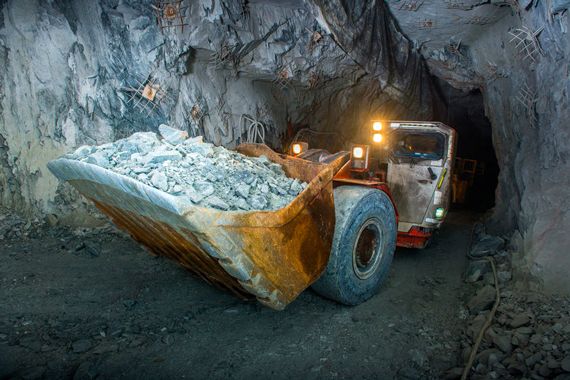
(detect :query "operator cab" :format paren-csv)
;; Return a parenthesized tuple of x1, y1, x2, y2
(384, 122, 456, 248)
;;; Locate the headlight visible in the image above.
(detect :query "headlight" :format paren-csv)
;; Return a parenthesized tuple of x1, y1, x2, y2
(435, 207, 445, 220)
(372, 121, 382, 131)
(350, 145, 369, 170)
(372, 133, 383, 143)
(290, 142, 308, 156)
(353, 146, 364, 159)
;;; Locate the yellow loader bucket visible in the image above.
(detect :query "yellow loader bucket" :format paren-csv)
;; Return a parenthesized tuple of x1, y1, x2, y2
(48, 144, 347, 310)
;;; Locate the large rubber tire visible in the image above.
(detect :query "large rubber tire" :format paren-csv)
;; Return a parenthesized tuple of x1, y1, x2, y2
(311, 186, 397, 305)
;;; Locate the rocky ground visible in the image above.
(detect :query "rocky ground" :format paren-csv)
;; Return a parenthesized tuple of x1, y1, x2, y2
(2, 209, 569, 379)
(458, 291, 570, 379)
(1, 210, 475, 380)
(455, 228, 570, 379)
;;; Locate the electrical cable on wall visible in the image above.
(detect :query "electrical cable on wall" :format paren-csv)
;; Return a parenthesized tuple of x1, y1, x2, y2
(241, 114, 268, 144)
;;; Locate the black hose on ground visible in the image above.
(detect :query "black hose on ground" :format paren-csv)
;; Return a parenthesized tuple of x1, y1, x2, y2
(461, 225, 501, 380)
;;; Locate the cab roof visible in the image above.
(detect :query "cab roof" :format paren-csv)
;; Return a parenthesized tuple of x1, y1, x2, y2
(387, 121, 455, 136)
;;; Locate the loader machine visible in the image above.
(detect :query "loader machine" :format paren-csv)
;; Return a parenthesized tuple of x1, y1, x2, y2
(48, 120, 456, 310)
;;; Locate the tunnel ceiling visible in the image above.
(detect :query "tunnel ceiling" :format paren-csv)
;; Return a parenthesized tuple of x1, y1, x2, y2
(387, 1, 512, 48)
(386, 1, 512, 89)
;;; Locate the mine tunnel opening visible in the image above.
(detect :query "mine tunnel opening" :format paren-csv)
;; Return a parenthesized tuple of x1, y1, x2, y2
(439, 85, 499, 213)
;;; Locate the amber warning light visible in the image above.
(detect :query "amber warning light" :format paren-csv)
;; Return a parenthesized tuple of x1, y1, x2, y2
(290, 142, 308, 156)
(292, 144, 302, 154)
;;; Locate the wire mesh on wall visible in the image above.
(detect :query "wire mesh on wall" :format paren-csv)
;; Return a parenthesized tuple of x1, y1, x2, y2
(398, 0, 425, 11)
(418, 18, 436, 29)
(509, 26, 545, 63)
(123, 74, 172, 116)
(516, 82, 538, 128)
(273, 64, 292, 90)
(152, 0, 189, 33)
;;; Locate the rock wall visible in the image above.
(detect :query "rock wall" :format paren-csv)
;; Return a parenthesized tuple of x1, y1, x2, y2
(0, 0, 438, 220)
(482, 6, 570, 293)
(3, 0, 569, 291)
(387, 1, 570, 291)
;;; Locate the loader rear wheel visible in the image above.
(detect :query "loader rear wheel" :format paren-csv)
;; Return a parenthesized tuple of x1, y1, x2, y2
(311, 186, 397, 305)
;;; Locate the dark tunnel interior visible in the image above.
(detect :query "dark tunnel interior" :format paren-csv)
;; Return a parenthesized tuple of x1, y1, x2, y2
(440, 86, 499, 212)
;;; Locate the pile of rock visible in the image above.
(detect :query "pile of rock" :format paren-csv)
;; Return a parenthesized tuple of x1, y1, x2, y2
(64, 125, 307, 211)
(464, 226, 511, 286)
(0, 207, 41, 241)
(456, 291, 570, 379)
(450, 226, 570, 379)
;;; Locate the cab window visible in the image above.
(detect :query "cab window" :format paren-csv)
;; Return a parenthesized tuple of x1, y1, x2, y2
(393, 132, 445, 160)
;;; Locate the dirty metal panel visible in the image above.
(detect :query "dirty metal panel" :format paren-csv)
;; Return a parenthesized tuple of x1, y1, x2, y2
(92, 200, 252, 300)
(385, 123, 456, 228)
(387, 163, 443, 225)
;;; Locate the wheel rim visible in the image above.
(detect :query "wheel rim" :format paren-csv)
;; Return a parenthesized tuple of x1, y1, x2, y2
(352, 218, 384, 280)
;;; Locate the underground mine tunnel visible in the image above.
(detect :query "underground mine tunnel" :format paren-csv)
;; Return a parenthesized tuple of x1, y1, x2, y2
(1, 0, 570, 379)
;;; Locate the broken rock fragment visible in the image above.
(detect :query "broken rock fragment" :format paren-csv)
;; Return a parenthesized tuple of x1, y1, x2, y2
(159, 124, 189, 145)
(468, 285, 496, 313)
(144, 149, 182, 165)
(150, 171, 168, 192)
(85, 151, 110, 168)
(471, 234, 504, 257)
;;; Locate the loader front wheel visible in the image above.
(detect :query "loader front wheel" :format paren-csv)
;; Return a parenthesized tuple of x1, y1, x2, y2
(311, 186, 397, 305)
